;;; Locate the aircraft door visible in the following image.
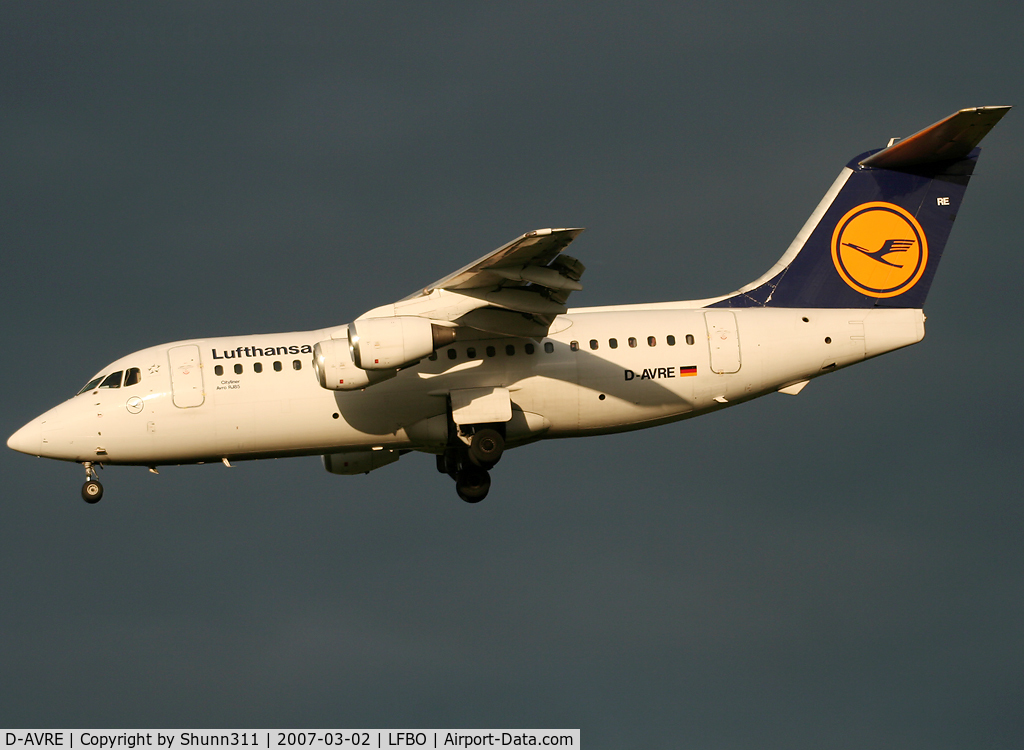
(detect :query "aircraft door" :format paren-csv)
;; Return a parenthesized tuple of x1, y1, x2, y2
(168, 344, 206, 408)
(705, 311, 741, 374)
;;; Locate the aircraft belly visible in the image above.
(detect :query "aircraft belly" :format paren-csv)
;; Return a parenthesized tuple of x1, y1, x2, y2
(576, 375, 694, 432)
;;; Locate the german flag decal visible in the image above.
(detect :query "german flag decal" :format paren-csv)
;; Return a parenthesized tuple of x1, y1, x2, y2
(680, 365, 697, 377)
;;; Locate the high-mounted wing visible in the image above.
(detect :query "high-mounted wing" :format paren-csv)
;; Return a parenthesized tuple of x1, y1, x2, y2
(357, 228, 586, 338)
(409, 227, 584, 298)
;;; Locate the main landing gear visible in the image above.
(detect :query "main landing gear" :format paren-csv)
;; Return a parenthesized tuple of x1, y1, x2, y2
(81, 461, 103, 504)
(436, 427, 505, 503)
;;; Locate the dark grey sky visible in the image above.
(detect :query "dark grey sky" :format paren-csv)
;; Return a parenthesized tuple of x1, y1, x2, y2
(2, 3, 1022, 747)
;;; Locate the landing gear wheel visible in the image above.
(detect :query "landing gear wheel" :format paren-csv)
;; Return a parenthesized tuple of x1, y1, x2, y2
(469, 428, 504, 468)
(455, 466, 490, 503)
(442, 447, 460, 479)
(82, 480, 103, 504)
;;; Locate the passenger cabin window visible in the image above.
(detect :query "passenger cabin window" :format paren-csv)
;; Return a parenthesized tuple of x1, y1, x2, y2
(467, 347, 477, 358)
(274, 361, 282, 372)
(686, 334, 695, 345)
(292, 360, 302, 370)
(525, 343, 535, 355)
(609, 338, 618, 349)
(447, 348, 457, 360)
(544, 342, 554, 353)
(99, 371, 123, 389)
(254, 362, 263, 373)
(589, 339, 598, 350)
(506, 344, 515, 356)
(214, 365, 224, 376)
(124, 368, 142, 386)
(234, 364, 243, 374)
(570, 341, 579, 351)
(666, 335, 676, 346)
(648, 336, 656, 347)
(77, 377, 103, 396)
(486, 346, 496, 357)
(628, 337, 637, 348)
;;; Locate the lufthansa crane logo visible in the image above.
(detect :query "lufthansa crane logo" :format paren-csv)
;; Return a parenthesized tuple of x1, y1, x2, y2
(831, 202, 928, 297)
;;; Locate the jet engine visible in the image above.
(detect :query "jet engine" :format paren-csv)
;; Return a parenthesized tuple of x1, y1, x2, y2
(313, 338, 397, 391)
(349, 316, 456, 370)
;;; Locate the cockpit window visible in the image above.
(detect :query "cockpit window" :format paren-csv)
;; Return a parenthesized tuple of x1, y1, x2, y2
(123, 368, 142, 387)
(77, 377, 103, 396)
(99, 371, 123, 389)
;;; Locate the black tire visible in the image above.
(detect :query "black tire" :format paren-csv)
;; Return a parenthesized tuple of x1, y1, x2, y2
(435, 454, 447, 474)
(468, 428, 504, 468)
(455, 467, 490, 503)
(82, 480, 103, 504)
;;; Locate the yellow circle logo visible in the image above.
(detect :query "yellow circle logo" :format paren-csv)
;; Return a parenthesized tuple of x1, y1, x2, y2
(831, 202, 928, 298)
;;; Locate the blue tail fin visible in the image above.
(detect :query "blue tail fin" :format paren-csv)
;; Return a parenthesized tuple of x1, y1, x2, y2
(712, 106, 1010, 309)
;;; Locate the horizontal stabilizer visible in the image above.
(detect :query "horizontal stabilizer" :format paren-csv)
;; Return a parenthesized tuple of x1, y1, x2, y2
(860, 106, 1010, 171)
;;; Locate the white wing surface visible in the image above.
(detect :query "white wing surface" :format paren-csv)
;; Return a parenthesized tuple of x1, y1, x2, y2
(357, 228, 586, 338)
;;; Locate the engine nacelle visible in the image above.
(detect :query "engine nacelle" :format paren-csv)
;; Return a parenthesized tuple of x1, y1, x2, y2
(322, 449, 400, 475)
(349, 316, 456, 370)
(313, 337, 397, 391)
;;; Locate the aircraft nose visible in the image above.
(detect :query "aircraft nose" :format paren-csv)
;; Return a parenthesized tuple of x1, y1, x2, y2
(8, 419, 42, 456)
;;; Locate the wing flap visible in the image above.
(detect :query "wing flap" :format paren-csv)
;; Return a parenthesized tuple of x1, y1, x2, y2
(451, 308, 552, 338)
(405, 228, 584, 299)
(456, 287, 569, 316)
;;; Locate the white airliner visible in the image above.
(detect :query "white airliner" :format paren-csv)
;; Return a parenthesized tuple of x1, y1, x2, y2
(8, 106, 1010, 503)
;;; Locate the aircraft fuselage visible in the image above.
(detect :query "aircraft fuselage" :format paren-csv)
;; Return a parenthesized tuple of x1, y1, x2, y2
(11, 305, 923, 467)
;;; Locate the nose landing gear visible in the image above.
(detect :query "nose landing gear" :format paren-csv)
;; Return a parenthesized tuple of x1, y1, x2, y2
(81, 462, 103, 504)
